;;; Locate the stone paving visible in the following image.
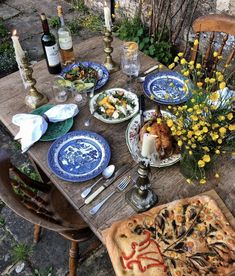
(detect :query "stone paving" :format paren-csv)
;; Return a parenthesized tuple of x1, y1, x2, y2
(0, 0, 115, 275)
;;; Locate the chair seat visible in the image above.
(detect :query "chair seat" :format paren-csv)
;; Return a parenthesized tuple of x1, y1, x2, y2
(50, 187, 88, 230)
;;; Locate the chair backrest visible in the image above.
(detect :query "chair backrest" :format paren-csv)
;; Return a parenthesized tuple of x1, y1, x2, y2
(0, 149, 71, 232)
(191, 14, 235, 70)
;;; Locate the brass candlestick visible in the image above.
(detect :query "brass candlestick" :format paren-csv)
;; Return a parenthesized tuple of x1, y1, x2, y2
(22, 57, 48, 109)
(103, 27, 119, 73)
(126, 162, 158, 213)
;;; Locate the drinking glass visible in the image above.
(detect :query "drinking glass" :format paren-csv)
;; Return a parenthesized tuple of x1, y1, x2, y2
(121, 42, 140, 92)
(71, 87, 88, 107)
(52, 83, 69, 103)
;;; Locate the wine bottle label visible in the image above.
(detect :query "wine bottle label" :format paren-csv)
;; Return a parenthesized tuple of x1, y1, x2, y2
(58, 31, 73, 50)
(45, 44, 60, 66)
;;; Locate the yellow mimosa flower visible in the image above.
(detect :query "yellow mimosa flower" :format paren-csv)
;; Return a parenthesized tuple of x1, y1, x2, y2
(209, 92, 219, 101)
(215, 149, 220, 154)
(211, 132, 219, 141)
(191, 115, 198, 121)
(209, 78, 216, 84)
(178, 140, 183, 147)
(167, 119, 173, 127)
(178, 52, 184, 57)
(180, 58, 187, 65)
(217, 75, 223, 82)
(219, 82, 226, 89)
(159, 64, 164, 69)
(168, 63, 175, 70)
(192, 124, 199, 131)
(215, 173, 220, 178)
(157, 118, 162, 124)
(229, 124, 235, 131)
(115, 2, 120, 8)
(202, 146, 210, 152)
(219, 127, 226, 135)
(218, 115, 225, 121)
(217, 138, 223, 144)
(186, 179, 192, 184)
(192, 144, 197, 149)
(213, 51, 218, 57)
(191, 98, 195, 103)
(203, 154, 210, 162)
(227, 113, 233, 120)
(198, 160, 205, 167)
(194, 39, 199, 46)
(197, 82, 203, 87)
(146, 127, 152, 132)
(202, 126, 208, 133)
(187, 108, 193, 113)
(205, 77, 210, 83)
(200, 179, 206, 184)
(183, 70, 190, 77)
(187, 131, 193, 138)
(196, 63, 201, 69)
(174, 56, 179, 63)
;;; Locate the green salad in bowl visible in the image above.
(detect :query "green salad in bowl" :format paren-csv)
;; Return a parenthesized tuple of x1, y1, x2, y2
(89, 88, 139, 123)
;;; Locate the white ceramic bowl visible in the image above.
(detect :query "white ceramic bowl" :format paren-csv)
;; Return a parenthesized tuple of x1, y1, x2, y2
(89, 88, 139, 124)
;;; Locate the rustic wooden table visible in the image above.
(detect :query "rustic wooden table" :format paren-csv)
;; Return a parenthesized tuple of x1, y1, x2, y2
(0, 36, 234, 242)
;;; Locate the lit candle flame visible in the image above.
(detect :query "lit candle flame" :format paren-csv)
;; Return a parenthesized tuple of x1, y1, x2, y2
(12, 29, 17, 36)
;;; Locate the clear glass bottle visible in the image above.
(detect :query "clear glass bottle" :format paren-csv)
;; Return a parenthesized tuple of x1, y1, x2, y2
(57, 5, 75, 66)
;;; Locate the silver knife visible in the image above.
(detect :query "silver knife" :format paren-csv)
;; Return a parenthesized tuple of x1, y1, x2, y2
(139, 95, 145, 129)
(84, 164, 130, 204)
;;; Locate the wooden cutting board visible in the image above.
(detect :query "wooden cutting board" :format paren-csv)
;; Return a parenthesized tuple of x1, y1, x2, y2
(202, 189, 235, 229)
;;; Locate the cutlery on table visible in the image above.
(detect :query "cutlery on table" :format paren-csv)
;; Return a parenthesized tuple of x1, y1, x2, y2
(81, 164, 115, 198)
(137, 64, 159, 83)
(89, 175, 131, 215)
(139, 94, 145, 129)
(84, 164, 129, 204)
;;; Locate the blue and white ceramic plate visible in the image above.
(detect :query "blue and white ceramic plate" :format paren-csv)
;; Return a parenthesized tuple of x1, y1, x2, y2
(60, 61, 109, 91)
(48, 131, 111, 182)
(143, 71, 193, 105)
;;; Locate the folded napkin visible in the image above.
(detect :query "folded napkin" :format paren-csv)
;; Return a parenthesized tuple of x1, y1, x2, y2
(12, 104, 79, 153)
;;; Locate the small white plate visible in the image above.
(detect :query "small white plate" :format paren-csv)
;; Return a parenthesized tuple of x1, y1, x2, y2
(125, 109, 181, 168)
(89, 88, 139, 124)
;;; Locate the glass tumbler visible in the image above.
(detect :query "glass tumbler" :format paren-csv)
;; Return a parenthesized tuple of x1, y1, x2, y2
(71, 87, 88, 107)
(52, 83, 69, 103)
(121, 41, 140, 92)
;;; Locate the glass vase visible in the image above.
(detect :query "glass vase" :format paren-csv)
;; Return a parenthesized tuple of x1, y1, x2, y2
(180, 150, 205, 181)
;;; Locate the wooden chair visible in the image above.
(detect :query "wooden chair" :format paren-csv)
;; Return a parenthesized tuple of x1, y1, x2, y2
(191, 14, 235, 71)
(0, 149, 99, 276)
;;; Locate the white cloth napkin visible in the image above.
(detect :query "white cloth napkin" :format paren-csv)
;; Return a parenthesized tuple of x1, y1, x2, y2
(12, 104, 79, 153)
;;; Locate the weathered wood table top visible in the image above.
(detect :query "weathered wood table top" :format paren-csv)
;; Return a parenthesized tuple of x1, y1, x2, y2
(0, 36, 234, 242)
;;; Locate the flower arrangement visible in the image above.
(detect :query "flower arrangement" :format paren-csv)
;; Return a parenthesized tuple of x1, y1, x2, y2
(165, 48, 235, 184)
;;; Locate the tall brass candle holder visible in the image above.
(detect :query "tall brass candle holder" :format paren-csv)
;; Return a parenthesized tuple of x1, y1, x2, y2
(126, 162, 158, 213)
(103, 27, 119, 73)
(22, 57, 48, 109)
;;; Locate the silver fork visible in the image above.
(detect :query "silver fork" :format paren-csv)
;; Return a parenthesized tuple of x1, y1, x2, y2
(89, 176, 131, 215)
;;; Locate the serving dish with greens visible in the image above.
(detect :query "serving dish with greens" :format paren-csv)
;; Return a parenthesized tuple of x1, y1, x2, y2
(59, 61, 109, 92)
(89, 88, 139, 124)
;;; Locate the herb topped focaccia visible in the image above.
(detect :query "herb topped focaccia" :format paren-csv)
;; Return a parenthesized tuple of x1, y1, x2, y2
(103, 195, 235, 276)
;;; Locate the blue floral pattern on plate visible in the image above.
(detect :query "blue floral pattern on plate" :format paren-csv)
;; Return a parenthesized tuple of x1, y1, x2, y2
(143, 71, 193, 105)
(60, 61, 109, 90)
(48, 131, 111, 182)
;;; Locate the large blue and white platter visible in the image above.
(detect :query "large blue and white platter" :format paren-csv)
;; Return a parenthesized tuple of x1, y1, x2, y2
(60, 61, 109, 90)
(48, 131, 111, 182)
(143, 71, 193, 105)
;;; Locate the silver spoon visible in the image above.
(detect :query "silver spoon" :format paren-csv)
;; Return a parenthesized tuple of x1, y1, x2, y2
(81, 164, 115, 198)
(84, 111, 94, 127)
